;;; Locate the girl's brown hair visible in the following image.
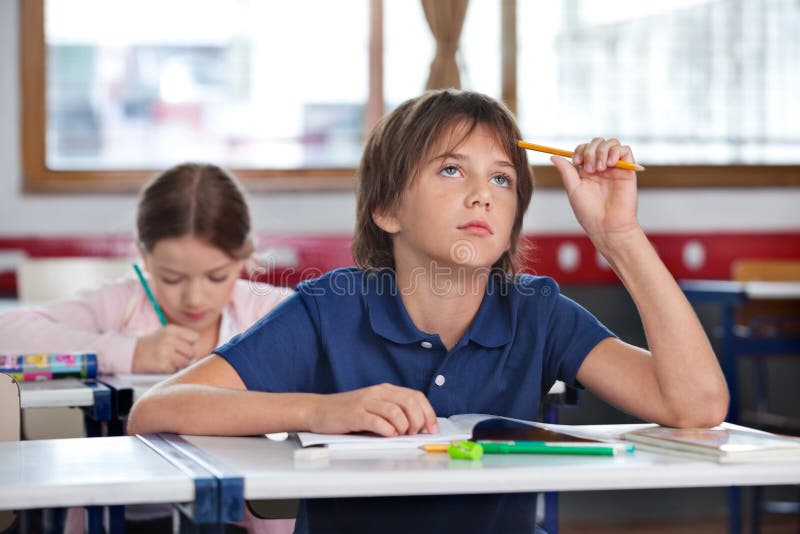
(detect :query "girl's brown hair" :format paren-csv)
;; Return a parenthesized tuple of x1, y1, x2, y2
(136, 163, 253, 259)
(352, 89, 534, 274)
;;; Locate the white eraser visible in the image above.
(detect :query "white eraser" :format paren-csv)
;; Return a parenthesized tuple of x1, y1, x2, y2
(294, 446, 329, 461)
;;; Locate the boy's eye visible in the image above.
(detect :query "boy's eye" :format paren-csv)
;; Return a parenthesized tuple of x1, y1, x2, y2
(440, 165, 461, 178)
(160, 277, 182, 285)
(208, 274, 229, 283)
(491, 174, 513, 188)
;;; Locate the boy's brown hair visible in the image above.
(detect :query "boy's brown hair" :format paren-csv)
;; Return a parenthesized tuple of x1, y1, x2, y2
(353, 89, 534, 274)
(137, 163, 253, 260)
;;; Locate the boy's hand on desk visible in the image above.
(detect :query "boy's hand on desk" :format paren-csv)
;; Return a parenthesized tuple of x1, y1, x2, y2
(306, 383, 439, 437)
(132, 325, 199, 373)
(551, 137, 640, 252)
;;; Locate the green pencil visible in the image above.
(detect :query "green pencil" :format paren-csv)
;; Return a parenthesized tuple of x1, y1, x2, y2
(133, 263, 168, 326)
(477, 441, 634, 456)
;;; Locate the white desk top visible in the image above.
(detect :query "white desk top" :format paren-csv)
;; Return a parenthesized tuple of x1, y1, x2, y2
(17, 375, 168, 410)
(183, 428, 800, 501)
(19, 378, 98, 409)
(680, 280, 800, 299)
(0, 436, 195, 510)
(100, 373, 171, 403)
(16, 377, 564, 413)
(14, 375, 563, 413)
(744, 281, 800, 299)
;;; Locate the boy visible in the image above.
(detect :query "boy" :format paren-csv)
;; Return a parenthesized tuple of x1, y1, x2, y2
(129, 90, 728, 533)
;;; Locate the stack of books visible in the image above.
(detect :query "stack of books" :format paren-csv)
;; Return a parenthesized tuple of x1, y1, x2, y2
(624, 424, 800, 463)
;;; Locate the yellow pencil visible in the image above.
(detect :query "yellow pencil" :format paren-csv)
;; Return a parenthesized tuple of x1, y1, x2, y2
(420, 443, 451, 453)
(517, 140, 646, 172)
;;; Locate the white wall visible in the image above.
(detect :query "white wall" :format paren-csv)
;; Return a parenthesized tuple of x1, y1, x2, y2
(1, 1, 798, 237)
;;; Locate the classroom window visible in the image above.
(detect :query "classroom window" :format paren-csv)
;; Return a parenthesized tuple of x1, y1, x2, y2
(20, 0, 800, 192)
(43, 1, 370, 171)
(516, 0, 800, 166)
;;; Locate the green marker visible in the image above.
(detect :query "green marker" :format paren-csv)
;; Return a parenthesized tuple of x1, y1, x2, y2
(477, 441, 635, 456)
(133, 263, 168, 326)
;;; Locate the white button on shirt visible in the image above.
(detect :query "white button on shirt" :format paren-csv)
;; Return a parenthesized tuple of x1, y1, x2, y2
(420, 341, 433, 349)
(434, 374, 445, 386)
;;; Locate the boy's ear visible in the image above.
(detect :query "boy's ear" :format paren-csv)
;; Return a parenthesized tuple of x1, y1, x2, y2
(371, 208, 401, 234)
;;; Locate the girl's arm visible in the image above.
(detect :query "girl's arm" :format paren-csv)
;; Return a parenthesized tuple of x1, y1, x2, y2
(0, 279, 197, 374)
(0, 281, 141, 374)
(551, 139, 729, 428)
(127, 354, 438, 437)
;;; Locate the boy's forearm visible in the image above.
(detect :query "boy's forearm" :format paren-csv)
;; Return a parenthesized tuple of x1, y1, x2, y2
(127, 384, 320, 436)
(598, 227, 729, 426)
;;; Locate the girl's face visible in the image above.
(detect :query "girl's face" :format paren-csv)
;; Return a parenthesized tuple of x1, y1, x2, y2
(142, 235, 245, 332)
(375, 123, 518, 273)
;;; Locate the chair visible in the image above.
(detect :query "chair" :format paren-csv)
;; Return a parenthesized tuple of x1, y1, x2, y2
(729, 259, 800, 432)
(16, 257, 133, 304)
(0, 373, 21, 531)
(727, 259, 800, 534)
(15, 257, 133, 440)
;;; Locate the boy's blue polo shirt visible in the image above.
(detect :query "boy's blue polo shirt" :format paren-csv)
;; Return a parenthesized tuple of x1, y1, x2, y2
(217, 267, 614, 534)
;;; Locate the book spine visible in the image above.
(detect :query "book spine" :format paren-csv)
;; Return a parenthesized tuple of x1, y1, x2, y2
(0, 352, 98, 382)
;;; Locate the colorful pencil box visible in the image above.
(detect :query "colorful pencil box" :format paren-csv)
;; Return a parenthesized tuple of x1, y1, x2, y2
(0, 352, 98, 382)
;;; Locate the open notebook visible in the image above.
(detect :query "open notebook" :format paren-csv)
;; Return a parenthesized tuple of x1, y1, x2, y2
(296, 413, 627, 451)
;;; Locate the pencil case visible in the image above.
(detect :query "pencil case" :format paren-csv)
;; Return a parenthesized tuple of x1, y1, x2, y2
(0, 352, 98, 381)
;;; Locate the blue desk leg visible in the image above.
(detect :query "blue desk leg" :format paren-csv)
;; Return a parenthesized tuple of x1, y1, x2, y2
(108, 505, 125, 534)
(178, 516, 225, 533)
(727, 487, 741, 534)
(721, 304, 739, 424)
(543, 403, 560, 534)
(86, 506, 103, 534)
(721, 303, 743, 534)
(543, 492, 559, 534)
(750, 486, 763, 534)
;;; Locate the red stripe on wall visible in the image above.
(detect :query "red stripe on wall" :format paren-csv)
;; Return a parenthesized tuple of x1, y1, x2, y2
(0, 231, 798, 295)
(519, 232, 800, 284)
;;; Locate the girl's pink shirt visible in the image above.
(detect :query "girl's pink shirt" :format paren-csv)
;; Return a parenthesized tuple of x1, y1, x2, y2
(0, 276, 293, 375)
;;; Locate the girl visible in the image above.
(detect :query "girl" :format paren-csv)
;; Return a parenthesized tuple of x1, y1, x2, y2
(128, 91, 729, 534)
(0, 163, 293, 534)
(0, 163, 290, 375)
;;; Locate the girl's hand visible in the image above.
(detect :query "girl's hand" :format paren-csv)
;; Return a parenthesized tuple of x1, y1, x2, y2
(132, 325, 199, 373)
(306, 383, 439, 437)
(550, 137, 640, 249)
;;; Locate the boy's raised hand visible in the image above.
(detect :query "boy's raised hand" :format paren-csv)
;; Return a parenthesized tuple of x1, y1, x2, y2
(550, 137, 640, 250)
(132, 325, 199, 373)
(306, 383, 439, 437)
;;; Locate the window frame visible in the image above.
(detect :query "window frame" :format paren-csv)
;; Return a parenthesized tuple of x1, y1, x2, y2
(20, 0, 800, 193)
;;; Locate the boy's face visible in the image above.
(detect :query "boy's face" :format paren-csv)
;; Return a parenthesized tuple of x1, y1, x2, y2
(374, 123, 517, 273)
(142, 235, 244, 333)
